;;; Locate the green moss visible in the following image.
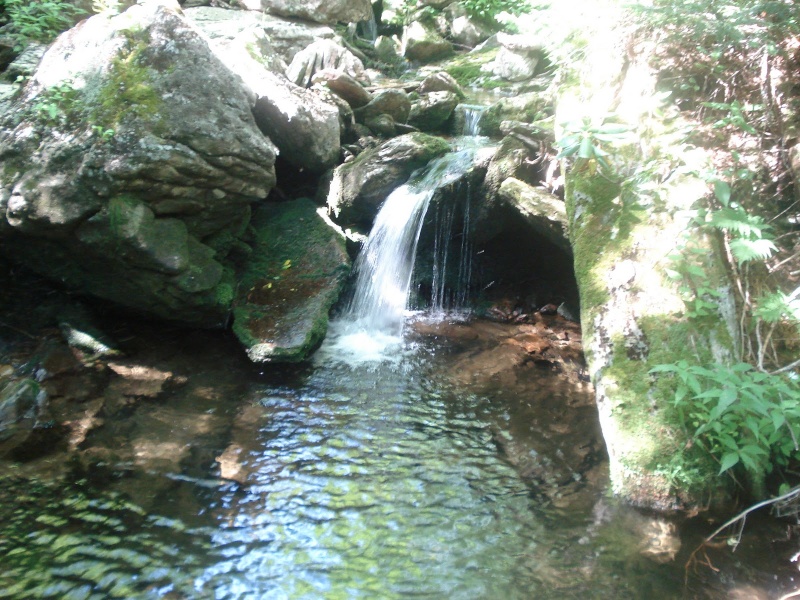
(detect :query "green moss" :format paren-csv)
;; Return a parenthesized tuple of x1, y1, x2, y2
(442, 47, 499, 87)
(90, 29, 161, 130)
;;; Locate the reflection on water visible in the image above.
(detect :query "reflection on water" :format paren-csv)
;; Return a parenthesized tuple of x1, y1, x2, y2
(0, 325, 795, 599)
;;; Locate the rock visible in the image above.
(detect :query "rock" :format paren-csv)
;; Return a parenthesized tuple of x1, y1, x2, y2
(364, 113, 397, 137)
(325, 132, 451, 229)
(408, 90, 459, 132)
(418, 71, 465, 98)
(187, 10, 342, 174)
(286, 39, 367, 88)
(479, 92, 551, 137)
(233, 199, 350, 363)
(354, 88, 411, 125)
(0, 2, 276, 326)
(374, 35, 401, 62)
(443, 3, 495, 48)
(485, 33, 545, 82)
(262, 0, 373, 25)
(497, 178, 570, 255)
(312, 69, 373, 109)
(0, 378, 48, 458)
(251, 71, 342, 172)
(402, 21, 453, 63)
(184, 6, 336, 65)
(3, 43, 47, 81)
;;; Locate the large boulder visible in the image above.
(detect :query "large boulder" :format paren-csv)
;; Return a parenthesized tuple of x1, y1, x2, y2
(184, 7, 337, 65)
(486, 33, 546, 82)
(312, 69, 373, 109)
(251, 72, 342, 173)
(233, 199, 350, 363)
(354, 88, 411, 126)
(402, 21, 453, 63)
(186, 11, 343, 173)
(325, 133, 451, 229)
(408, 91, 459, 132)
(256, 0, 373, 26)
(0, 1, 276, 326)
(286, 39, 367, 88)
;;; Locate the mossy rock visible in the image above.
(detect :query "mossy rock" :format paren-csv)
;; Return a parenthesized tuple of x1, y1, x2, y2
(232, 198, 350, 363)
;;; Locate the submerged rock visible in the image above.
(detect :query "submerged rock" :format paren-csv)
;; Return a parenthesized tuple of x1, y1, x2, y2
(233, 199, 350, 363)
(0, 2, 276, 326)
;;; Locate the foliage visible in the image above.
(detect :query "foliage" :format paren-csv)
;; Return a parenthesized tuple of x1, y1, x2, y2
(3, 0, 85, 51)
(555, 116, 632, 174)
(460, 0, 531, 21)
(32, 79, 80, 127)
(650, 361, 800, 480)
(92, 0, 121, 15)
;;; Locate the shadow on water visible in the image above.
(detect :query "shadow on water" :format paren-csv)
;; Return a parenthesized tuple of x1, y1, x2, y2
(0, 317, 798, 599)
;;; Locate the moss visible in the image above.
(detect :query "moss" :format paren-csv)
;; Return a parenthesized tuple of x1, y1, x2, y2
(90, 28, 161, 131)
(442, 47, 499, 87)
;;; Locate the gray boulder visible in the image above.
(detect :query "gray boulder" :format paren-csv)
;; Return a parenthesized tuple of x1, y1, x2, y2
(354, 88, 411, 126)
(188, 13, 343, 173)
(402, 21, 453, 63)
(184, 6, 337, 65)
(286, 39, 367, 88)
(486, 33, 545, 82)
(233, 199, 350, 363)
(312, 69, 373, 109)
(0, 2, 276, 326)
(252, 72, 342, 172)
(418, 71, 465, 98)
(326, 132, 450, 229)
(258, 0, 373, 25)
(408, 91, 459, 132)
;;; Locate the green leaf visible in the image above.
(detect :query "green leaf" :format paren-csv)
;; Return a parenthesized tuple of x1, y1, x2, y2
(719, 452, 739, 473)
(713, 181, 731, 207)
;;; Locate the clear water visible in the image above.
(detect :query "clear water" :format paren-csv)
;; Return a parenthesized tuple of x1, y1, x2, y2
(0, 325, 794, 599)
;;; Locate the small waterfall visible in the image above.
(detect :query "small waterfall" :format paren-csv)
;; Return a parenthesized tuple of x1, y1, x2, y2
(461, 105, 486, 136)
(345, 148, 477, 336)
(357, 16, 378, 42)
(428, 180, 473, 316)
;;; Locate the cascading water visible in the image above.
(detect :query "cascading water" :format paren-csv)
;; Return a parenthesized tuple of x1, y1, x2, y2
(460, 105, 486, 136)
(322, 147, 478, 362)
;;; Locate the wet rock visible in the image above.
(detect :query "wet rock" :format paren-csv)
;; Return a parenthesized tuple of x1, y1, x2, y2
(287, 39, 368, 88)
(364, 113, 397, 137)
(478, 92, 551, 137)
(354, 88, 411, 127)
(3, 43, 47, 81)
(408, 90, 459, 132)
(325, 132, 450, 229)
(0, 2, 276, 326)
(233, 199, 350, 363)
(313, 69, 373, 109)
(402, 21, 453, 63)
(418, 71, 465, 98)
(0, 378, 50, 458)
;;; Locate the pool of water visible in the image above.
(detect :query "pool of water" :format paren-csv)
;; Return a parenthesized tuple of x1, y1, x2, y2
(0, 319, 796, 599)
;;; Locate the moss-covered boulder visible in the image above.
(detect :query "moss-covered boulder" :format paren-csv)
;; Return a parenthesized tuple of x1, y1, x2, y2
(325, 132, 451, 230)
(408, 91, 459, 132)
(233, 199, 350, 363)
(0, 1, 276, 326)
(558, 23, 738, 510)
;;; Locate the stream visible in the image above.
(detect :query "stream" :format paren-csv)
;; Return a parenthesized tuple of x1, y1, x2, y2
(0, 317, 797, 599)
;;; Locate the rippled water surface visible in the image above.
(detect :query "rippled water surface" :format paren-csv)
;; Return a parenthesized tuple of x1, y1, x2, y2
(0, 324, 795, 599)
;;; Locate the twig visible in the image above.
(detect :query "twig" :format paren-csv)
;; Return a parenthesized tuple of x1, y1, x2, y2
(705, 486, 800, 544)
(771, 356, 800, 375)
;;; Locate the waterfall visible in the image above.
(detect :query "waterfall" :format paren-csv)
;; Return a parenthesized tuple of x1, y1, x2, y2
(344, 148, 477, 336)
(460, 105, 486, 136)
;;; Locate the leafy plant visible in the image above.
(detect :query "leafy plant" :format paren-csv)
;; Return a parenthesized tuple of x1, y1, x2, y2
(555, 116, 632, 174)
(33, 79, 79, 126)
(4, 0, 86, 51)
(650, 361, 800, 485)
(460, 0, 531, 21)
(92, 0, 121, 15)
